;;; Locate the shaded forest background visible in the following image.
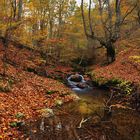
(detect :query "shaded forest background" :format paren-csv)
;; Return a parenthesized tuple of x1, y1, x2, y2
(0, 0, 139, 66)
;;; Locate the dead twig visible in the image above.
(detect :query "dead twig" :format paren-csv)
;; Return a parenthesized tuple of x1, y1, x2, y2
(77, 117, 91, 128)
(105, 90, 114, 108)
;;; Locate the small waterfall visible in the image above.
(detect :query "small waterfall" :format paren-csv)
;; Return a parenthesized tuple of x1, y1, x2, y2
(67, 74, 93, 93)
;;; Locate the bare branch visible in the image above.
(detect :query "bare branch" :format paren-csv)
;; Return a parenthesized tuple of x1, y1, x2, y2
(81, 0, 106, 46)
(98, 0, 109, 40)
(88, 0, 94, 35)
(121, 4, 137, 25)
(77, 117, 91, 128)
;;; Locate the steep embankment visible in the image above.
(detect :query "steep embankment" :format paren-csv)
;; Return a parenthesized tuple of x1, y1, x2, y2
(92, 29, 140, 85)
(90, 41, 140, 113)
(92, 45, 140, 85)
(0, 41, 76, 139)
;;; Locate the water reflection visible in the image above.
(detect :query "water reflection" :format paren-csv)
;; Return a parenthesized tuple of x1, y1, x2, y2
(21, 81, 140, 140)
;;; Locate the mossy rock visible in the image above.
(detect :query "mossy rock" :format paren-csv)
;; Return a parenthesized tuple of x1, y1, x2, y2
(69, 75, 82, 82)
(46, 90, 58, 95)
(55, 100, 63, 106)
(15, 112, 25, 119)
(0, 85, 11, 93)
(9, 121, 25, 128)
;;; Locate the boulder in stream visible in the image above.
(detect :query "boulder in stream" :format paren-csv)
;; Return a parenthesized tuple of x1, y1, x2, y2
(68, 74, 84, 82)
(76, 83, 88, 89)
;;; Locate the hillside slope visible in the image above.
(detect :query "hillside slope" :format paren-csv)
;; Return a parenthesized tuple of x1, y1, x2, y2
(92, 28, 140, 84)
(0, 41, 76, 139)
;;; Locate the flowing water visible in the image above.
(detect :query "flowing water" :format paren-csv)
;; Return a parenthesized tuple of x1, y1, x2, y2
(22, 75, 140, 140)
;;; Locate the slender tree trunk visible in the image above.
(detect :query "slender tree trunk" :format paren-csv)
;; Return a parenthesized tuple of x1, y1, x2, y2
(18, 0, 23, 20)
(49, 20, 53, 39)
(11, 0, 17, 19)
(1, 37, 8, 76)
(138, 8, 140, 24)
(40, 20, 45, 30)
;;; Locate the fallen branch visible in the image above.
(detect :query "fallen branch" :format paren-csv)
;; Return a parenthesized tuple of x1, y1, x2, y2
(105, 91, 114, 107)
(77, 117, 91, 128)
(110, 104, 134, 110)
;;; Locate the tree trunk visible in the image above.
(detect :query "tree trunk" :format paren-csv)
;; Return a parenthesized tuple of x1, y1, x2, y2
(11, 0, 17, 19)
(18, 0, 23, 20)
(1, 38, 8, 76)
(106, 44, 116, 63)
(49, 20, 53, 39)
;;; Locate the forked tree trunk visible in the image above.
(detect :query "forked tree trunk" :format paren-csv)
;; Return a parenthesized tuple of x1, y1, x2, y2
(106, 44, 116, 63)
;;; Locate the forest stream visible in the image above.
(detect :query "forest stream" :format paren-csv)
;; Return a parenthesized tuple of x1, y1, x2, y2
(21, 74, 140, 140)
(1, 0, 140, 139)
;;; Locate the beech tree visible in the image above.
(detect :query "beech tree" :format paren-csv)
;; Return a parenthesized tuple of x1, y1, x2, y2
(81, 0, 138, 63)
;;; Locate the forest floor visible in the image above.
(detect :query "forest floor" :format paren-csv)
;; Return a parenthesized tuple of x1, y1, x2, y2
(0, 41, 77, 139)
(0, 37, 140, 139)
(92, 38, 140, 86)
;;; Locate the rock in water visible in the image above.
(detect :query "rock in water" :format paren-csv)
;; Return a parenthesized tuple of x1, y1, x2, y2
(69, 74, 83, 82)
(76, 83, 88, 89)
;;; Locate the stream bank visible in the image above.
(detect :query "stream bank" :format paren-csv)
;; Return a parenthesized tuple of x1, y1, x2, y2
(20, 74, 140, 140)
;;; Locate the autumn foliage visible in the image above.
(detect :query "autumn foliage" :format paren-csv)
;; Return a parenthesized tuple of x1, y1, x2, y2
(0, 41, 76, 139)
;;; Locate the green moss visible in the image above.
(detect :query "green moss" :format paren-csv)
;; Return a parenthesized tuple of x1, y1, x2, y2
(130, 55, 140, 59)
(0, 84, 11, 92)
(0, 76, 15, 93)
(91, 72, 107, 86)
(9, 121, 25, 128)
(117, 81, 132, 95)
(129, 55, 140, 63)
(91, 72, 133, 95)
(46, 90, 58, 95)
(104, 78, 122, 86)
(55, 100, 63, 106)
(15, 112, 25, 119)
